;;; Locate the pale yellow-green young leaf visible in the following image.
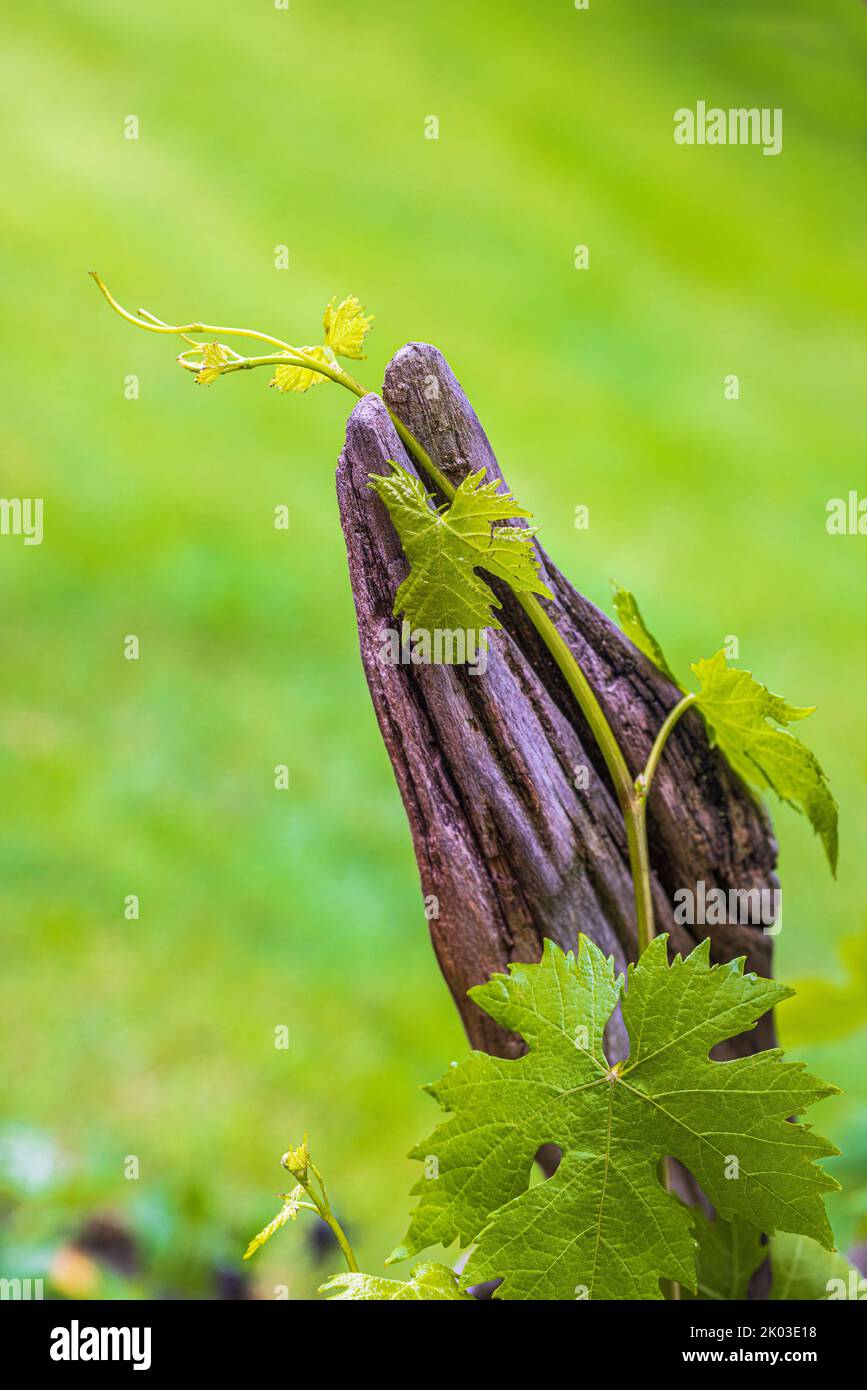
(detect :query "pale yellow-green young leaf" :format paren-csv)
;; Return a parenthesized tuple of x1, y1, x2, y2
(280, 1136, 309, 1183)
(196, 341, 236, 386)
(243, 1186, 305, 1260)
(611, 584, 838, 875)
(323, 296, 374, 360)
(691, 650, 838, 873)
(611, 584, 679, 685)
(270, 346, 336, 393)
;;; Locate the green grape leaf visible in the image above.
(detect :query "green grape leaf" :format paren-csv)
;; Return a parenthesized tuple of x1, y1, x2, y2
(399, 936, 839, 1301)
(770, 1232, 864, 1301)
(368, 461, 553, 655)
(243, 1186, 306, 1259)
(319, 1262, 471, 1301)
(691, 651, 838, 874)
(612, 585, 679, 685)
(323, 295, 374, 360)
(270, 346, 336, 393)
(684, 1209, 765, 1301)
(687, 1216, 863, 1301)
(195, 341, 236, 385)
(610, 585, 838, 874)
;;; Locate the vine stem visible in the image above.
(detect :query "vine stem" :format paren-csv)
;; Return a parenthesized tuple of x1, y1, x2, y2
(513, 589, 656, 955)
(89, 272, 358, 384)
(637, 693, 697, 802)
(320, 1210, 359, 1274)
(296, 1163, 359, 1273)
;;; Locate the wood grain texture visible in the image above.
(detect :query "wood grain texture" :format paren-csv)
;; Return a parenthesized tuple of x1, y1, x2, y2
(335, 342, 778, 1062)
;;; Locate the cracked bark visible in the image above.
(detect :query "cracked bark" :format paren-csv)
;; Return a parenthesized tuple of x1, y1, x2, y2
(335, 342, 778, 1067)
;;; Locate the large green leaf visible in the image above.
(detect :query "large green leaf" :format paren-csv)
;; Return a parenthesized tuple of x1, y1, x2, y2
(369, 461, 552, 655)
(397, 936, 838, 1300)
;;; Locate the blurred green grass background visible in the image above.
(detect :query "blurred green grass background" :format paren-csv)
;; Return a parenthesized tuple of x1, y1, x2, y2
(1, 0, 865, 1297)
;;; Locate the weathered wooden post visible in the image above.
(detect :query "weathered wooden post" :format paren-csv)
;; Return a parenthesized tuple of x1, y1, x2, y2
(336, 343, 778, 1066)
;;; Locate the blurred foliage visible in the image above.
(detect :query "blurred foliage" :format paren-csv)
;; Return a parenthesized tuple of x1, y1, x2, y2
(785, 930, 867, 1046)
(0, 0, 865, 1296)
